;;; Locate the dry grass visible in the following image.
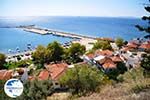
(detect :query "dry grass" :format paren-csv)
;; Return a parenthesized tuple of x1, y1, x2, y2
(76, 68, 150, 100)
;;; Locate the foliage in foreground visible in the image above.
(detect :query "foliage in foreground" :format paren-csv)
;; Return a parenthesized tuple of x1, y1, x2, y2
(59, 64, 109, 95)
(17, 79, 54, 100)
(117, 67, 150, 93)
(106, 62, 127, 80)
(0, 53, 6, 69)
(141, 54, 150, 77)
(135, 0, 150, 36)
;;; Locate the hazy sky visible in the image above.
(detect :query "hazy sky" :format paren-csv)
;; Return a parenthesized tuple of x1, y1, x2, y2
(0, 0, 149, 17)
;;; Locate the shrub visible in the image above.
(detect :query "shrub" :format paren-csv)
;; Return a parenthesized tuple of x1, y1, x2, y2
(107, 62, 127, 80)
(65, 43, 86, 64)
(93, 40, 112, 50)
(0, 53, 6, 69)
(17, 79, 54, 100)
(141, 54, 150, 77)
(59, 64, 108, 95)
(115, 38, 124, 48)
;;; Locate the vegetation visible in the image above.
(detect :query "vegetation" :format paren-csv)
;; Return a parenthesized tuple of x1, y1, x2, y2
(0, 80, 9, 100)
(4, 59, 32, 69)
(135, 0, 150, 38)
(65, 43, 86, 64)
(47, 41, 65, 62)
(106, 62, 127, 80)
(115, 38, 124, 48)
(93, 40, 112, 50)
(0, 53, 6, 69)
(117, 67, 150, 93)
(141, 54, 150, 77)
(32, 42, 85, 66)
(17, 79, 54, 100)
(32, 45, 47, 68)
(59, 64, 109, 95)
(78, 67, 150, 100)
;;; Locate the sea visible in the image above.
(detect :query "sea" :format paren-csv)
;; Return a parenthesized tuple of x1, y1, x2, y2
(0, 16, 148, 54)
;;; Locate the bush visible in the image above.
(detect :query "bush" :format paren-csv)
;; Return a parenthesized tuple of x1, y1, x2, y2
(65, 43, 86, 64)
(16, 79, 54, 100)
(93, 40, 112, 50)
(141, 54, 150, 77)
(107, 62, 127, 80)
(0, 53, 6, 69)
(4, 59, 32, 69)
(59, 64, 108, 95)
(115, 38, 124, 48)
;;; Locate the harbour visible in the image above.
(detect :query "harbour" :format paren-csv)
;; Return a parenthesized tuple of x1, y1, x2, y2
(19, 25, 97, 40)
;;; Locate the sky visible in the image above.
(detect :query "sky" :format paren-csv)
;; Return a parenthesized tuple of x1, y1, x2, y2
(0, 0, 149, 17)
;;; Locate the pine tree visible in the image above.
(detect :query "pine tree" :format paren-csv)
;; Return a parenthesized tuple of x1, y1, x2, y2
(135, 0, 150, 38)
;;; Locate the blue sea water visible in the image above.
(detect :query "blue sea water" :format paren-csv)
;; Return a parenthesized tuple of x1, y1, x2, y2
(0, 16, 147, 54)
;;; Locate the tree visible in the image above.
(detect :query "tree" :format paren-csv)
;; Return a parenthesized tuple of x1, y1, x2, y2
(16, 79, 54, 100)
(135, 0, 150, 38)
(135, 0, 150, 77)
(32, 45, 47, 68)
(0, 53, 6, 69)
(66, 43, 86, 64)
(59, 64, 108, 95)
(47, 41, 65, 62)
(141, 54, 150, 77)
(115, 38, 124, 48)
(93, 40, 112, 50)
(106, 62, 127, 80)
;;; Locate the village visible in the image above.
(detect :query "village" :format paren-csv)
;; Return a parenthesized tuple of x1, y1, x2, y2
(0, 36, 149, 83)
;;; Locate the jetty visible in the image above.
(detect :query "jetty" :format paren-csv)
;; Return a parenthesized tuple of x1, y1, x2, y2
(17, 25, 97, 50)
(18, 25, 96, 39)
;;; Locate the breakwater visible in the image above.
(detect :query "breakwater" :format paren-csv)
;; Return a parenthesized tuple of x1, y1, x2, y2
(19, 25, 96, 40)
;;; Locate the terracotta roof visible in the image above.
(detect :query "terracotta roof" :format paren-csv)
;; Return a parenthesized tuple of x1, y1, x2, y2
(38, 70, 50, 80)
(0, 70, 13, 80)
(103, 61, 116, 69)
(111, 56, 122, 62)
(139, 43, 150, 49)
(86, 53, 95, 59)
(127, 43, 138, 48)
(95, 50, 113, 56)
(121, 47, 134, 52)
(46, 63, 68, 80)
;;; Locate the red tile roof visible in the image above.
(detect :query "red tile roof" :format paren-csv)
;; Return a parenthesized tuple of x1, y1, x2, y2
(121, 47, 134, 52)
(38, 70, 50, 80)
(46, 63, 68, 80)
(0, 70, 12, 80)
(86, 53, 95, 59)
(98, 57, 117, 69)
(139, 43, 150, 49)
(103, 61, 116, 69)
(127, 43, 138, 48)
(111, 56, 122, 62)
(95, 50, 113, 56)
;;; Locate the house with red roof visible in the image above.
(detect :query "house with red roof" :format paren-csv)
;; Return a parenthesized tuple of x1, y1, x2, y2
(45, 62, 68, 80)
(0, 70, 13, 80)
(38, 70, 50, 80)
